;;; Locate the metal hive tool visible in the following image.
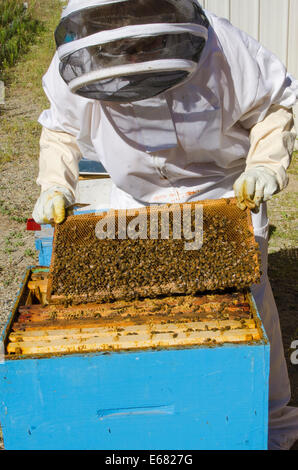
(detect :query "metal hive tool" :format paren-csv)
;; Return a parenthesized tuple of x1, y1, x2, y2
(46, 198, 261, 305)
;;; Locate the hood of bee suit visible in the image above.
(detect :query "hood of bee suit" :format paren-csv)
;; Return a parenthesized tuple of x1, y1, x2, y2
(55, 0, 209, 103)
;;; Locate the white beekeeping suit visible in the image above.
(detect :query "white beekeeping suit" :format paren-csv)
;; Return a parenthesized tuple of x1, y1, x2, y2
(33, 0, 298, 450)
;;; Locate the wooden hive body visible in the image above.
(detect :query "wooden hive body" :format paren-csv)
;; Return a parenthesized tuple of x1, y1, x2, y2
(0, 268, 270, 450)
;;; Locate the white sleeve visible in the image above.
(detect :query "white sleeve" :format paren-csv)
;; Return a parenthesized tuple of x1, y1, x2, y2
(36, 53, 95, 195)
(209, 14, 298, 125)
(37, 127, 82, 197)
(237, 39, 298, 129)
(223, 26, 298, 189)
(245, 104, 296, 190)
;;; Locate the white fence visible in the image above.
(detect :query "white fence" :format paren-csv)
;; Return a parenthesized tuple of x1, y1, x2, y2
(201, 0, 298, 79)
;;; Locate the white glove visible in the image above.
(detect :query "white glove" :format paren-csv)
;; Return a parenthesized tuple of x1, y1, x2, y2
(233, 166, 280, 211)
(32, 186, 75, 224)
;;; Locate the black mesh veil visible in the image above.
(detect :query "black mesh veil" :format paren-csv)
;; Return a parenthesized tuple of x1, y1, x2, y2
(56, 0, 210, 102)
(70, 71, 190, 102)
(55, 0, 209, 47)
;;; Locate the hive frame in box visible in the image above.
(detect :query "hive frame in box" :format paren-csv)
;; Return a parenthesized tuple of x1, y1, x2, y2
(0, 267, 270, 450)
(7, 269, 265, 356)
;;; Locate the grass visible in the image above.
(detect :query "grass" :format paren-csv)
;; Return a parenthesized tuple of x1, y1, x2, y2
(0, 0, 44, 74)
(267, 151, 298, 253)
(0, 199, 27, 223)
(3, 231, 25, 254)
(24, 248, 35, 257)
(288, 148, 298, 175)
(0, 0, 64, 166)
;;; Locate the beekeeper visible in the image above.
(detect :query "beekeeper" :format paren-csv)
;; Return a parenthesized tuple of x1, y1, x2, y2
(32, 0, 298, 450)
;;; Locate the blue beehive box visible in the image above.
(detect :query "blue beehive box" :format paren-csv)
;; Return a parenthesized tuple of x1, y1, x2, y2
(35, 232, 53, 267)
(0, 267, 270, 450)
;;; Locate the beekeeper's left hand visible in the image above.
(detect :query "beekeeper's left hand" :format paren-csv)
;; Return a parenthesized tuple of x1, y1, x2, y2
(233, 166, 280, 211)
(32, 186, 75, 224)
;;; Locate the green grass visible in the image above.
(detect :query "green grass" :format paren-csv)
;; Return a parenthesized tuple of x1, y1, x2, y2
(3, 231, 25, 254)
(268, 152, 298, 253)
(2, 0, 65, 92)
(288, 149, 298, 175)
(0, 0, 44, 75)
(0, 0, 64, 167)
(0, 200, 28, 223)
(24, 248, 35, 257)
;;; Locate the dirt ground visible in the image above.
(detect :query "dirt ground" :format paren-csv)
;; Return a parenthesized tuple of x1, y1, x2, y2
(0, 0, 297, 449)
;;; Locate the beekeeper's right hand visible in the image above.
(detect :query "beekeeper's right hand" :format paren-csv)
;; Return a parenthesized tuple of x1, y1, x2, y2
(33, 127, 82, 224)
(32, 186, 74, 224)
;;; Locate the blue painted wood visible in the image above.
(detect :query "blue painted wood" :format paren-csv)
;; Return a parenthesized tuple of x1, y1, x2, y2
(0, 268, 270, 450)
(35, 238, 53, 267)
(0, 343, 269, 450)
(79, 158, 108, 174)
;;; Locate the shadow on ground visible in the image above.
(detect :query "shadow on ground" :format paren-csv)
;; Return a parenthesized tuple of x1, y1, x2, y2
(268, 247, 298, 390)
(268, 247, 298, 450)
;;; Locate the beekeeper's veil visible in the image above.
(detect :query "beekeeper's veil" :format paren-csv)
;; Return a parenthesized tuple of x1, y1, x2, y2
(55, 0, 209, 102)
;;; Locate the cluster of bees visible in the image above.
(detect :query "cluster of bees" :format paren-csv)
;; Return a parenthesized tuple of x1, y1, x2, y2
(49, 205, 261, 304)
